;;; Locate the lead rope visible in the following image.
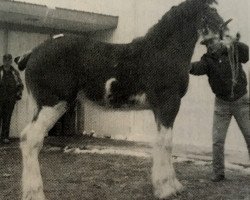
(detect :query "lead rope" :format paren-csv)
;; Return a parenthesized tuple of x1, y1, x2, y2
(228, 42, 239, 99)
(0, 69, 3, 81)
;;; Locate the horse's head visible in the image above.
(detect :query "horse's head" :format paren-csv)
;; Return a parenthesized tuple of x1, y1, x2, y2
(197, 2, 235, 52)
(199, 15, 240, 54)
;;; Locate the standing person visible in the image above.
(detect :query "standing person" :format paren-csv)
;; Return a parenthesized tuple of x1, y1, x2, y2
(190, 32, 249, 182)
(0, 54, 23, 144)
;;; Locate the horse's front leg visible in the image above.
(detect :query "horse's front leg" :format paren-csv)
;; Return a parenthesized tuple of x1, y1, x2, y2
(151, 94, 183, 199)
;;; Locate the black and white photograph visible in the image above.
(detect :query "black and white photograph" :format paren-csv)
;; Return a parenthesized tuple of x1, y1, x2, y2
(0, 0, 249, 199)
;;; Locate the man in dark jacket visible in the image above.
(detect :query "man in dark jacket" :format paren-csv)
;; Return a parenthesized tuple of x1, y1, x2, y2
(190, 33, 249, 182)
(0, 54, 23, 144)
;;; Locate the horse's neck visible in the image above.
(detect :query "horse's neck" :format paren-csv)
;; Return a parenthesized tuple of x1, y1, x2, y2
(143, 0, 206, 51)
(146, 22, 199, 55)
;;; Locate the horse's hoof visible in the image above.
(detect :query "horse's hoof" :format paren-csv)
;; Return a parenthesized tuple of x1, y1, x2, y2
(22, 188, 46, 200)
(154, 179, 183, 199)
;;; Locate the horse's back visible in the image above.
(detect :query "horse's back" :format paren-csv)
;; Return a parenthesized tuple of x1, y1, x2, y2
(24, 35, 127, 107)
(24, 35, 88, 106)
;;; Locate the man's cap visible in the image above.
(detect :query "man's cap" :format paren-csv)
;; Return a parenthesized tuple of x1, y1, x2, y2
(200, 18, 233, 46)
(3, 54, 13, 61)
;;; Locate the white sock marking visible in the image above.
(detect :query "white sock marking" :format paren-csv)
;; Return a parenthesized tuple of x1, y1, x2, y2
(152, 126, 183, 199)
(21, 102, 67, 200)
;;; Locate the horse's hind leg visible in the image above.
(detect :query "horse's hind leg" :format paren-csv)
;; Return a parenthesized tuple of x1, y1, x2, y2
(20, 101, 67, 200)
(151, 93, 183, 199)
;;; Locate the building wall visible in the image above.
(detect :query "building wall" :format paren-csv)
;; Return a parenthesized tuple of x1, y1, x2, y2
(0, 30, 49, 137)
(0, 31, 5, 57)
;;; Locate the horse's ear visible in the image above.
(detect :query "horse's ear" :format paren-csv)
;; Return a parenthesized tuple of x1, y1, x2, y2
(14, 56, 20, 64)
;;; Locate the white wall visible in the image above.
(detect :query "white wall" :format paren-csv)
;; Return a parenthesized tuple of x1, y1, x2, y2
(0, 31, 5, 57)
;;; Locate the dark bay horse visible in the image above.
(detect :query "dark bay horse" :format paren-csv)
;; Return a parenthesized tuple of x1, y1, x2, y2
(16, 0, 226, 199)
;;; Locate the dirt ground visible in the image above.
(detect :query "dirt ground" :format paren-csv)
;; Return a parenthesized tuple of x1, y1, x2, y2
(0, 137, 249, 200)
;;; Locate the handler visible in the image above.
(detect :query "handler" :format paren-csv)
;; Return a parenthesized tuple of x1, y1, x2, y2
(0, 54, 23, 144)
(190, 32, 249, 182)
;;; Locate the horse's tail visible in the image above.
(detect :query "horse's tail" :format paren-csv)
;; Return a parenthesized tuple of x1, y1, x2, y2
(14, 50, 32, 71)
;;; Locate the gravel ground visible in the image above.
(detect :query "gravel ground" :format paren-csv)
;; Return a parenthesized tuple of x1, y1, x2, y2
(0, 137, 249, 200)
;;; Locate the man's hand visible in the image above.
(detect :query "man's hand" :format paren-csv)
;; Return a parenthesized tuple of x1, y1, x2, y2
(213, 45, 228, 56)
(220, 38, 233, 49)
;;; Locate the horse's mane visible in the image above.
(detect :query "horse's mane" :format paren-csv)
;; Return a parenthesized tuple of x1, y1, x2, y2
(144, 0, 224, 43)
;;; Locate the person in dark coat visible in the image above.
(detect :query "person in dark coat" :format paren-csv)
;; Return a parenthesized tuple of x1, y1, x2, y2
(0, 54, 23, 144)
(190, 32, 249, 182)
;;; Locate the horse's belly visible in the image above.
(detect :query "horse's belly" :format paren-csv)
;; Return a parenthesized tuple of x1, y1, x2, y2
(83, 89, 150, 111)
